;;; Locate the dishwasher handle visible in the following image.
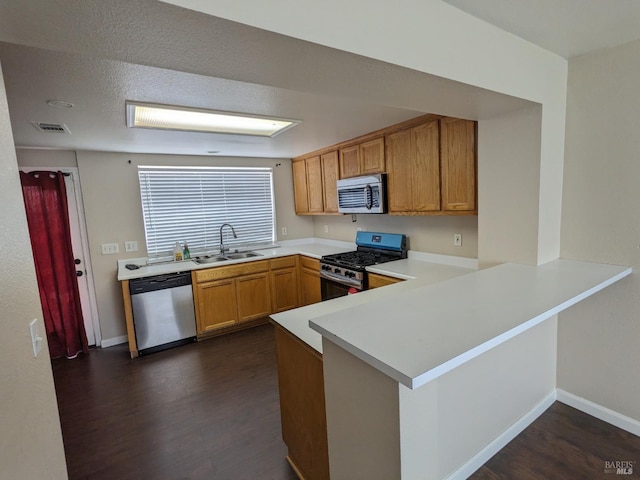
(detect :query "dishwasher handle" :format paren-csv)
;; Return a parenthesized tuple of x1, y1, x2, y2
(129, 272, 192, 295)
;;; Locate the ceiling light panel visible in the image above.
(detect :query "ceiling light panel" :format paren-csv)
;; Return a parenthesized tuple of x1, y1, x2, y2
(126, 101, 300, 137)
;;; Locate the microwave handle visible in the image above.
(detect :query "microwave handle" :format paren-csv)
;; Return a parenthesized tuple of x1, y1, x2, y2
(365, 184, 373, 210)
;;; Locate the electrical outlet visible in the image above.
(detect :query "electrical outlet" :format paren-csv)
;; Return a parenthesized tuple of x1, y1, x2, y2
(323, 225, 329, 233)
(357, 227, 362, 231)
(454, 233, 462, 247)
(281, 227, 287, 236)
(125, 240, 138, 252)
(101, 243, 119, 255)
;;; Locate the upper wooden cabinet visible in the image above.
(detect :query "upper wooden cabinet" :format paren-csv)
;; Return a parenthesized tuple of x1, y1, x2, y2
(386, 120, 440, 213)
(293, 151, 340, 215)
(321, 151, 339, 213)
(292, 114, 477, 216)
(339, 137, 385, 178)
(440, 118, 476, 212)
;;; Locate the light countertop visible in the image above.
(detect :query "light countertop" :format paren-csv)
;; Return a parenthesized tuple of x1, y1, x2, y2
(308, 259, 631, 390)
(117, 238, 355, 281)
(270, 257, 477, 353)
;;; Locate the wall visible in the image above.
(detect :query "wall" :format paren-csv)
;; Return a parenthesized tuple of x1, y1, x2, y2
(0, 64, 68, 478)
(16, 148, 77, 168)
(313, 214, 478, 258)
(163, 0, 568, 266)
(558, 39, 640, 420)
(72, 151, 311, 343)
(478, 106, 542, 267)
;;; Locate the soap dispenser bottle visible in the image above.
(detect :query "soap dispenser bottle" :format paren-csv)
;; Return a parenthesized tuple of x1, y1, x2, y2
(183, 242, 191, 260)
(173, 242, 183, 261)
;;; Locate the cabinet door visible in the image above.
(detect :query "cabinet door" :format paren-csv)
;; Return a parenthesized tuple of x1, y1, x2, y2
(300, 268, 321, 306)
(386, 129, 413, 213)
(236, 273, 271, 322)
(195, 279, 238, 333)
(271, 267, 299, 313)
(292, 159, 309, 214)
(440, 118, 476, 211)
(339, 145, 360, 178)
(360, 137, 385, 175)
(412, 121, 440, 212)
(274, 324, 329, 480)
(305, 156, 324, 213)
(321, 151, 339, 213)
(367, 273, 403, 289)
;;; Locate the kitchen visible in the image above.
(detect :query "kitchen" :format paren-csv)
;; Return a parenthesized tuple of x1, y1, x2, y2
(2, 1, 640, 479)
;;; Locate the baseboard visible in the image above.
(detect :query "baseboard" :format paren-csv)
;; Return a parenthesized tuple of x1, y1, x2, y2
(556, 388, 640, 437)
(100, 335, 128, 348)
(446, 390, 557, 480)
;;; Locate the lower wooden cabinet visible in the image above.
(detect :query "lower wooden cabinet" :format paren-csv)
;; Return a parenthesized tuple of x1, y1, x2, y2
(367, 272, 404, 289)
(193, 260, 271, 336)
(194, 278, 239, 333)
(194, 257, 304, 337)
(299, 256, 321, 306)
(271, 256, 299, 313)
(274, 323, 329, 480)
(236, 273, 271, 322)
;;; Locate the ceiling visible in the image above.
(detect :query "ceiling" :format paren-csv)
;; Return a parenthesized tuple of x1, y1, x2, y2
(444, 0, 640, 59)
(1, 0, 638, 157)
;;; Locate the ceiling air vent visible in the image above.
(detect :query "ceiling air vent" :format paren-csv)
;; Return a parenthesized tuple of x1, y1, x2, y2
(30, 121, 71, 134)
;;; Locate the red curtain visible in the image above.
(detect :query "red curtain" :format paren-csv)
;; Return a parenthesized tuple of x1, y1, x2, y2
(20, 171, 89, 359)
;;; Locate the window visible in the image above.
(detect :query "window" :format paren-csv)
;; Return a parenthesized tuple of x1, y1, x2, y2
(138, 166, 275, 257)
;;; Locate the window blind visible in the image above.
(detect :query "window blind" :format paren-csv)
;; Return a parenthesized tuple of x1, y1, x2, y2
(138, 166, 275, 257)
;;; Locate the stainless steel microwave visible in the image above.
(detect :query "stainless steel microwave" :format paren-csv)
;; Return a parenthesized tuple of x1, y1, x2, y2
(337, 173, 387, 214)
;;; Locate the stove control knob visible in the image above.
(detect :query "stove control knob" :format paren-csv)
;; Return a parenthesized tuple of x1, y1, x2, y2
(334, 268, 341, 274)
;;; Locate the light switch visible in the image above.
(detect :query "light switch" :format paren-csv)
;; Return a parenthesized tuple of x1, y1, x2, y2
(29, 319, 43, 358)
(101, 243, 119, 254)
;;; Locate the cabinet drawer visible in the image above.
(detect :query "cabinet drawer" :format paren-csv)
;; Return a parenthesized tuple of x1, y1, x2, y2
(271, 256, 297, 270)
(194, 260, 270, 283)
(300, 255, 319, 270)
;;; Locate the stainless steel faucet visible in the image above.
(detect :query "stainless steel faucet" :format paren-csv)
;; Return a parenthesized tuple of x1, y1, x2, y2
(219, 223, 237, 254)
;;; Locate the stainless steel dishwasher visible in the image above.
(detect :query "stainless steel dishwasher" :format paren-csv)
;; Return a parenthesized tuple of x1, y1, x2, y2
(129, 271, 197, 355)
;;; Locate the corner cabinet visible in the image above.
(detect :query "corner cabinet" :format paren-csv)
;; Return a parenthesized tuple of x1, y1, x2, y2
(270, 256, 300, 313)
(299, 256, 321, 306)
(293, 152, 340, 215)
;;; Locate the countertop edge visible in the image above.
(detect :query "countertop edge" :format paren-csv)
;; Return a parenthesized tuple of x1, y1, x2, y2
(309, 261, 632, 390)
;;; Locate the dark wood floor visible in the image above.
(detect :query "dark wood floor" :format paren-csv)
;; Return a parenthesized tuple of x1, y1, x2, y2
(52, 324, 297, 480)
(53, 324, 640, 480)
(471, 401, 640, 479)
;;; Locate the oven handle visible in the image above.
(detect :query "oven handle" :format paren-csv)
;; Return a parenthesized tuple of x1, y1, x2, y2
(319, 270, 363, 288)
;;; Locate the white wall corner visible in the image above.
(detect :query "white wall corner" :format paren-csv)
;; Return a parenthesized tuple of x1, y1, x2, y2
(101, 335, 128, 348)
(556, 388, 640, 437)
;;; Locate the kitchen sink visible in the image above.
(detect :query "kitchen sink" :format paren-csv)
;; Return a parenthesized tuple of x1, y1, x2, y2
(193, 255, 228, 264)
(193, 251, 262, 264)
(225, 252, 262, 260)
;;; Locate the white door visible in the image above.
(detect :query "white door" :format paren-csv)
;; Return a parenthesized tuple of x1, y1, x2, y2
(64, 173, 98, 346)
(22, 167, 101, 347)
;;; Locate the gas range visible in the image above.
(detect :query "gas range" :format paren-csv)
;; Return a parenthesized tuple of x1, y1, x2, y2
(320, 232, 407, 292)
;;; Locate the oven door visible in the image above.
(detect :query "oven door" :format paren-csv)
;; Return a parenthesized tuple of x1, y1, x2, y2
(320, 275, 363, 301)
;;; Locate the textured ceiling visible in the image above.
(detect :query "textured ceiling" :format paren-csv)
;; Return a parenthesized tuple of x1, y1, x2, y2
(0, 0, 531, 157)
(444, 0, 640, 59)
